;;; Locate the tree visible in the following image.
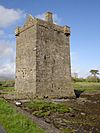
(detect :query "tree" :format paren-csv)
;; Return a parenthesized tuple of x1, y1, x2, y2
(89, 69, 99, 77)
(89, 69, 99, 82)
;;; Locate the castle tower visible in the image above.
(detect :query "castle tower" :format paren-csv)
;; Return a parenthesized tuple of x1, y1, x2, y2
(15, 12, 74, 98)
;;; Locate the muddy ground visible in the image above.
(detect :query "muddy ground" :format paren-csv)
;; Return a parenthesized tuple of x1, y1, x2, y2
(1, 90, 100, 133)
(54, 94, 100, 133)
(20, 93, 100, 133)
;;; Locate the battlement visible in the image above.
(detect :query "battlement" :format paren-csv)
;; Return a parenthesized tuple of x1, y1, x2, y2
(15, 12, 70, 36)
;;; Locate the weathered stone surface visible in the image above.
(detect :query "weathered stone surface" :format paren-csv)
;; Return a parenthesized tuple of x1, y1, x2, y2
(15, 12, 74, 99)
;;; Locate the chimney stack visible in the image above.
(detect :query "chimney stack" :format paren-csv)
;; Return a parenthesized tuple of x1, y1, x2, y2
(45, 12, 53, 23)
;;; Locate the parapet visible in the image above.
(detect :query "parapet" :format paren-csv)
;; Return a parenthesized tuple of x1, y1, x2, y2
(15, 12, 70, 36)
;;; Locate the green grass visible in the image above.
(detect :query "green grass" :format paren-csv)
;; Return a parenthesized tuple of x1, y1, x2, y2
(0, 80, 15, 91)
(0, 90, 15, 95)
(24, 100, 72, 117)
(0, 87, 14, 91)
(0, 80, 15, 85)
(0, 98, 45, 133)
(73, 82, 100, 92)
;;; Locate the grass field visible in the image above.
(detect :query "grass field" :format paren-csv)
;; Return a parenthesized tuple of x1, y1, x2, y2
(0, 80, 100, 94)
(0, 80, 15, 91)
(0, 98, 45, 133)
(73, 82, 100, 92)
(0, 87, 14, 91)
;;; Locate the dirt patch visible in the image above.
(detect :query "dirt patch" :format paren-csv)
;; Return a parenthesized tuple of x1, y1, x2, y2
(2, 92, 100, 133)
(17, 94, 100, 133)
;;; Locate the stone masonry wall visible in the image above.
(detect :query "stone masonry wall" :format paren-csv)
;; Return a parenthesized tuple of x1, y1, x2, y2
(15, 25, 37, 97)
(15, 13, 74, 99)
(36, 24, 74, 98)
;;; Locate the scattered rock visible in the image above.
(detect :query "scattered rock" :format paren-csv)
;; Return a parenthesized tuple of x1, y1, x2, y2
(15, 101, 22, 106)
(53, 118, 66, 128)
(93, 101, 97, 104)
(45, 118, 51, 123)
(80, 112, 86, 116)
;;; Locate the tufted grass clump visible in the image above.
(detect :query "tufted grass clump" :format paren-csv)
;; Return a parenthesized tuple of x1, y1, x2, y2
(24, 100, 72, 117)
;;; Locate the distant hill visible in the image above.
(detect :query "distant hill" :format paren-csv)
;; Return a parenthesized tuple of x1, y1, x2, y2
(0, 75, 15, 81)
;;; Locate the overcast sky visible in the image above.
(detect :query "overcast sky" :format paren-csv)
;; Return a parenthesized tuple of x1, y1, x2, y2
(0, 0, 100, 78)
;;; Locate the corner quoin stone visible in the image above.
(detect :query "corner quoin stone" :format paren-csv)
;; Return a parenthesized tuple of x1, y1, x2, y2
(15, 12, 75, 99)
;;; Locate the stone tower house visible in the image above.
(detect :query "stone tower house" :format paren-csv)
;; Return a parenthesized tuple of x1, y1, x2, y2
(15, 12, 74, 98)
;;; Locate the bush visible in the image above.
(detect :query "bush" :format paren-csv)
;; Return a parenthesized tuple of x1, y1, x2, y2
(72, 77, 86, 82)
(72, 77, 100, 83)
(86, 76, 100, 83)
